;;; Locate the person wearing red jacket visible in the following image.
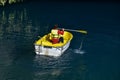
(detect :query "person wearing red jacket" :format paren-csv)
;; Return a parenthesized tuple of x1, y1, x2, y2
(58, 28, 64, 43)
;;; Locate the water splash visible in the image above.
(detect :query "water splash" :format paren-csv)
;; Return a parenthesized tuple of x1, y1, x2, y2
(74, 49, 86, 55)
(74, 36, 86, 55)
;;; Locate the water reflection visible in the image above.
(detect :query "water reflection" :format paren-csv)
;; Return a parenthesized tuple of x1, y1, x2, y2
(0, 8, 51, 40)
(0, 8, 35, 80)
(33, 49, 73, 80)
(0, 7, 51, 80)
(1, 9, 34, 40)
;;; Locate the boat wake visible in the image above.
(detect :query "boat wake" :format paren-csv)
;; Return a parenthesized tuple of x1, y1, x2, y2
(33, 49, 73, 79)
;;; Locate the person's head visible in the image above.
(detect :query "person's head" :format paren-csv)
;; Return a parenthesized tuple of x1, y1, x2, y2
(53, 24, 58, 29)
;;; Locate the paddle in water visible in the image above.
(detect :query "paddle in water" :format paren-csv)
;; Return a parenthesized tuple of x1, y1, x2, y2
(74, 36, 86, 54)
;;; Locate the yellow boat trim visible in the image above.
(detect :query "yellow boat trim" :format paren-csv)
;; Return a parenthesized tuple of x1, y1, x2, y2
(35, 31, 73, 47)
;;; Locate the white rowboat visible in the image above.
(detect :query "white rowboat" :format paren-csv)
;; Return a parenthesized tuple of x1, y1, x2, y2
(34, 31, 73, 57)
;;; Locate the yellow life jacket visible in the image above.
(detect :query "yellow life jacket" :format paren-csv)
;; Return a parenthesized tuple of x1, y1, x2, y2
(51, 29, 59, 38)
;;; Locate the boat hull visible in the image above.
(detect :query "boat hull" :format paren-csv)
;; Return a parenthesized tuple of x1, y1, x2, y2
(35, 41, 71, 57)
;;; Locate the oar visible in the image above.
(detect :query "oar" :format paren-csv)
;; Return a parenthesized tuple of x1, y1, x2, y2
(58, 28, 87, 34)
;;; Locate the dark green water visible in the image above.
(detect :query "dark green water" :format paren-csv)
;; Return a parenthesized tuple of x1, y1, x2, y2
(0, 2, 120, 80)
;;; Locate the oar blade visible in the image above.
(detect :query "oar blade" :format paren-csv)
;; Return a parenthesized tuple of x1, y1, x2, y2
(78, 30, 87, 34)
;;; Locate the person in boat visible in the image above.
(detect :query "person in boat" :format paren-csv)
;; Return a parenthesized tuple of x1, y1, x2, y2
(51, 25, 64, 44)
(58, 28, 64, 43)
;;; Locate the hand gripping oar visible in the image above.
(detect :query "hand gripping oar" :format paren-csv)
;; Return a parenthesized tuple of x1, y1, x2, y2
(58, 28, 87, 34)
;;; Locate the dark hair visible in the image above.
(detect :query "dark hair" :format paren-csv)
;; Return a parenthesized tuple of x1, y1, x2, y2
(54, 24, 58, 29)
